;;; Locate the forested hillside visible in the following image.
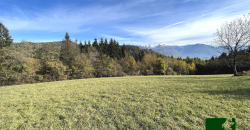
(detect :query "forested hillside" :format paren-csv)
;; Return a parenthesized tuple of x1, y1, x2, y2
(0, 24, 204, 86)
(1, 20, 250, 86)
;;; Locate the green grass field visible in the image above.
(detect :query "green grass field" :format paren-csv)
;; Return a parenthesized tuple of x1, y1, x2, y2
(0, 75, 249, 129)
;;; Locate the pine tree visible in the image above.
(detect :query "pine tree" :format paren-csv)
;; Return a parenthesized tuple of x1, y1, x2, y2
(92, 38, 99, 51)
(0, 22, 13, 49)
(79, 40, 83, 53)
(87, 40, 91, 53)
(65, 32, 70, 40)
(121, 44, 127, 58)
(113, 39, 117, 59)
(116, 41, 122, 60)
(99, 37, 104, 55)
(210, 56, 215, 61)
(60, 32, 79, 69)
(134, 52, 139, 62)
(109, 38, 114, 58)
(84, 40, 87, 53)
(103, 38, 108, 55)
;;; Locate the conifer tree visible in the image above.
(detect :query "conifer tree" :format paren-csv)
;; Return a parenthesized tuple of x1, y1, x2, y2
(92, 38, 99, 51)
(134, 52, 139, 62)
(113, 39, 117, 58)
(60, 32, 79, 69)
(84, 40, 87, 53)
(109, 38, 115, 58)
(116, 41, 122, 60)
(79, 40, 83, 53)
(60, 32, 72, 65)
(87, 40, 91, 53)
(99, 37, 104, 55)
(0, 22, 13, 49)
(88, 40, 91, 47)
(65, 32, 70, 40)
(121, 44, 127, 58)
(103, 38, 108, 55)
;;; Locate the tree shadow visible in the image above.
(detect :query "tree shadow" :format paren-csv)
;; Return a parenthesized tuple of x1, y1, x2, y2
(198, 87, 250, 101)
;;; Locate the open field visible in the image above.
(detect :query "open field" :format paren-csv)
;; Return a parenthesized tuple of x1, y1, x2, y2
(0, 75, 249, 129)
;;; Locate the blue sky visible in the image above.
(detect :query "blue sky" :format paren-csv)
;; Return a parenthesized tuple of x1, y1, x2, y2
(1, 0, 250, 46)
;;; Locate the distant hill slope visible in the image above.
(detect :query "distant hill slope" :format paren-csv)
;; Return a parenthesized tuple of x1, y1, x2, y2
(138, 43, 220, 59)
(125, 45, 165, 61)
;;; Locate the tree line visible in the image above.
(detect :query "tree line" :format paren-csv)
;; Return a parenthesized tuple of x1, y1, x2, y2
(0, 23, 201, 86)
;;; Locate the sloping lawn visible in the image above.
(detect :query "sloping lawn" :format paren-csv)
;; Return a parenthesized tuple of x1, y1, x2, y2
(0, 74, 249, 129)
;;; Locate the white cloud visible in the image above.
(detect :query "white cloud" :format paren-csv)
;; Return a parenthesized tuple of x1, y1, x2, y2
(118, 0, 250, 46)
(2, 0, 250, 46)
(0, 3, 134, 32)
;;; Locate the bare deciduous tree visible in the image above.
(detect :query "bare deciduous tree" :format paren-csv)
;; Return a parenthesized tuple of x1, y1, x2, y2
(212, 14, 250, 76)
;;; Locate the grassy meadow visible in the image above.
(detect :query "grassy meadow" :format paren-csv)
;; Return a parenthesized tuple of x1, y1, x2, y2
(0, 74, 249, 129)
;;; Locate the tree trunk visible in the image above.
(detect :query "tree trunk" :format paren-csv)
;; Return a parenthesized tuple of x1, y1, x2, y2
(233, 52, 237, 76)
(233, 64, 237, 76)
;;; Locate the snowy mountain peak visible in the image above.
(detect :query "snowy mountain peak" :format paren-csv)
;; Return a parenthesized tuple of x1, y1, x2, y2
(138, 43, 219, 59)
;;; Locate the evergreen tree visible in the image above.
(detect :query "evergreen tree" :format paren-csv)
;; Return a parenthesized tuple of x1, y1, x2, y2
(121, 44, 127, 58)
(60, 32, 73, 65)
(109, 38, 115, 58)
(65, 32, 70, 40)
(113, 39, 117, 59)
(99, 37, 104, 55)
(139, 50, 145, 61)
(87, 40, 91, 53)
(103, 38, 108, 55)
(92, 38, 99, 51)
(84, 40, 87, 53)
(0, 22, 13, 49)
(134, 52, 139, 62)
(116, 41, 122, 60)
(88, 40, 91, 47)
(79, 40, 83, 53)
(60, 32, 80, 70)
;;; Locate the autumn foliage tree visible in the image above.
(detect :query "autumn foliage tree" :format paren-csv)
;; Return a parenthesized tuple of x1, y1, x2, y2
(72, 53, 94, 79)
(141, 54, 157, 75)
(94, 54, 117, 77)
(34, 42, 67, 81)
(120, 52, 137, 75)
(155, 57, 166, 75)
(189, 62, 196, 75)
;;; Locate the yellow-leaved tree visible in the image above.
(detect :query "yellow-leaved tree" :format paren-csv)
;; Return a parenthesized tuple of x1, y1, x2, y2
(121, 52, 137, 75)
(141, 54, 157, 75)
(189, 62, 196, 75)
(155, 57, 166, 75)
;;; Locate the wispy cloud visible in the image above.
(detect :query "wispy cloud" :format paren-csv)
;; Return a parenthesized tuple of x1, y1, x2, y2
(0, 3, 134, 32)
(1, 0, 250, 45)
(116, 0, 250, 46)
(142, 0, 250, 36)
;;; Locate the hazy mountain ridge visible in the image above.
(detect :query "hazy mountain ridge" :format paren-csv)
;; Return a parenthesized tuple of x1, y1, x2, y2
(138, 43, 218, 59)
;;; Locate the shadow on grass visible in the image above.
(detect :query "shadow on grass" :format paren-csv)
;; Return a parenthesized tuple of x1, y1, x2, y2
(198, 88, 250, 100)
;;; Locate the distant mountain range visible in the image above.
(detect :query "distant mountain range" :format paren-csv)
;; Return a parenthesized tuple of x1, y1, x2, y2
(138, 43, 221, 59)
